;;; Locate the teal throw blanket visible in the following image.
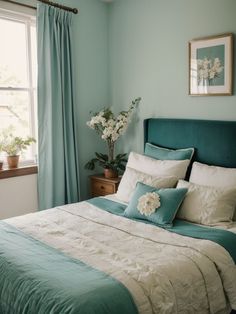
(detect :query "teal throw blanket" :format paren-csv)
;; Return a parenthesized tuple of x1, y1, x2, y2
(0, 221, 138, 314)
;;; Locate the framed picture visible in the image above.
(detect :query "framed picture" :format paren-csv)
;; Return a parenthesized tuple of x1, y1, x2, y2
(189, 33, 233, 96)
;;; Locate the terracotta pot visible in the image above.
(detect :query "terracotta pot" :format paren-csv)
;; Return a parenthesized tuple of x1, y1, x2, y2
(104, 168, 118, 179)
(0, 161, 3, 171)
(7, 155, 20, 169)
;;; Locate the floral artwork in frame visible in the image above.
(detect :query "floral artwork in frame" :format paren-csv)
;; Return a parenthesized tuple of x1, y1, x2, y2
(189, 33, 233, 96)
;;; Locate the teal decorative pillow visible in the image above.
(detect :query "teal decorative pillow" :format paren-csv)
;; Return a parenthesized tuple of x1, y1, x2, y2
(145, 142, 194, 160)
(124, 182, 187, 227)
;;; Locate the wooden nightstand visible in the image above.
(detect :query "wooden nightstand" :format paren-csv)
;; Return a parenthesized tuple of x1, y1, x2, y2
(90, 174, 122, 197)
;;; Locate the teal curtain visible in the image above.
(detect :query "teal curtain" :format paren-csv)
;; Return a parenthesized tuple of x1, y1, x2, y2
(37, 3, 80, 210)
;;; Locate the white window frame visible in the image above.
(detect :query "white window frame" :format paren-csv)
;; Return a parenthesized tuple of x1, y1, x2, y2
(0, 6, 37, 166)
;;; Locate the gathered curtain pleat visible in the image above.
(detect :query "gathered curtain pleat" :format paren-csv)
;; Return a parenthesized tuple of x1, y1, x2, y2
(37, 3, 80, 210)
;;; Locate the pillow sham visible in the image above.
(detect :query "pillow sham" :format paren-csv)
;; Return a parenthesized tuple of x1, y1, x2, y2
(127, 152, 190, 179)
(189, 162, 236, 220)
(189, 161, 236, 187)
(176, 180, 236, 226)
(124, 182, 187, 227)
(116, 167, 178, 203)
(145, 142, 194, 161)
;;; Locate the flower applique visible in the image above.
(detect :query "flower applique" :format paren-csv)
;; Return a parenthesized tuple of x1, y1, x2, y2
(137, 192, 161, 216)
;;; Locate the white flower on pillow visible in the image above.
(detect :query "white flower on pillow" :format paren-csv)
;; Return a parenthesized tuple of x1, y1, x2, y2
(137, 192, 161, 216)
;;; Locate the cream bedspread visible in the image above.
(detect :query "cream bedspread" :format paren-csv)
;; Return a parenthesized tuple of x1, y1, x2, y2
(5, 199, 236, 314)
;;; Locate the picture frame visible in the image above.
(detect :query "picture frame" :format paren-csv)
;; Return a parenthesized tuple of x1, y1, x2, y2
(189, 33, 233, 96)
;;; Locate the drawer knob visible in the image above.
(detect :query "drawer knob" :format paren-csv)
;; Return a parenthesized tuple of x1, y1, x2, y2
(101, 185, 105, 189)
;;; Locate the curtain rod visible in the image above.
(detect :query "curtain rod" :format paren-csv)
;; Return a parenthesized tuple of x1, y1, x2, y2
(38, 0, 78, 14)
(0, 0, 78, 14)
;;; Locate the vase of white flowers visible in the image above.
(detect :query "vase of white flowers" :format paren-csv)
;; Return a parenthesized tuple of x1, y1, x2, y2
(197, 57, 223, 86)
(85, 97, 141, 177)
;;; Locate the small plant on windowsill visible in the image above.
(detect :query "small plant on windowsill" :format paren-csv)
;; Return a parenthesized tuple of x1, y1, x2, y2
(85, 97, 141, 178)
(0, 129, 36, 169)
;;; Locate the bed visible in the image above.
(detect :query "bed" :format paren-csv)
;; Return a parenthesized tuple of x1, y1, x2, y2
(0, 118, 236, 314)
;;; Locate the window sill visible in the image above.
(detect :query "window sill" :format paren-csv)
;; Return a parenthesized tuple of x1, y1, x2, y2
(0, 165, 38, 180)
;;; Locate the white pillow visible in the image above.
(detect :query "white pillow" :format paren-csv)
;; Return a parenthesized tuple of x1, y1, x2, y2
(190, 161, 236, 187)
(116, 167, 178, 203)
(127, 152, 190, 179)
(189, 162, 236, 220)
(176, 180, 236, 226)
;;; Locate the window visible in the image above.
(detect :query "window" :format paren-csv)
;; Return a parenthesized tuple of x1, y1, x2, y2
(0, 7, 37, 165)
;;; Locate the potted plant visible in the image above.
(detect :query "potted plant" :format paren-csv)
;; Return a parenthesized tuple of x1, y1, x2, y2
(85, 152, 127, 178)
(0, 130, 36, 169)
(85, 97, 141, 178)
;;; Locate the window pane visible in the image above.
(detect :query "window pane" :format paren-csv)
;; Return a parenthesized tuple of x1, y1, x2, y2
(31, 25, 37, 88)
(0, 90, 30, 137)
(0, 90, 35, 161)
(0, 17, 28, 87)
(33, 89, 38, 140)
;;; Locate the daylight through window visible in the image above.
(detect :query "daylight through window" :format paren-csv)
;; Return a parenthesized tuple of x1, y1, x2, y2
(0, 8, 37, 164)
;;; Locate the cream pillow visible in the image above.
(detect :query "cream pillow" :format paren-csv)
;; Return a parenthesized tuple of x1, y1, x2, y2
(127, 152, 190, 179)
(116, 167, 178, 203)
(190, 161, 236, 187)
(189, 162, 236, 220)
(176, 180, 236, 226)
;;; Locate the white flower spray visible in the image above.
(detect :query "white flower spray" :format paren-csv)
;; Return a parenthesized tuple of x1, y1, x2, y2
(197, 57, 224, 85)
(85, 98, 141, 172)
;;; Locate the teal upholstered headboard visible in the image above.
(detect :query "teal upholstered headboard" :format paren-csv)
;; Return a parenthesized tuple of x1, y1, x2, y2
(144, 119, 236, 314)
(144, 118, 236, 168)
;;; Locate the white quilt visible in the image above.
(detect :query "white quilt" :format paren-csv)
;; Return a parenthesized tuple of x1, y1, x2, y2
(5, 199, 236, 314)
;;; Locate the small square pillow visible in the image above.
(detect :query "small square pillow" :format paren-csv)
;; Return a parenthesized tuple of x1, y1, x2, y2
(176, 180, 236, 226)
(124, 182, 187, 227)
(116, 167, 178, 203)
(127, 152, 190, 179)
(189, 162, 236, 220)
(145, 143, 194, 161)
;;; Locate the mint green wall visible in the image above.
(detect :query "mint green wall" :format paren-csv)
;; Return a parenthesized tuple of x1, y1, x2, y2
(108, 0, 236, 156)
(70, 0, 109, 200)
(15, 0, 236, 200)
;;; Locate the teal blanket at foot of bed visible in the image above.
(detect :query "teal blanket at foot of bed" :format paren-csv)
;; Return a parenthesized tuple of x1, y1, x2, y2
(87, 197, 236, 263)
(0, 221, 138, 314)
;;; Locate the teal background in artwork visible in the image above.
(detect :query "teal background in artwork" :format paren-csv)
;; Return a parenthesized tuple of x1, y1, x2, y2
(197, 44, 225, 86)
